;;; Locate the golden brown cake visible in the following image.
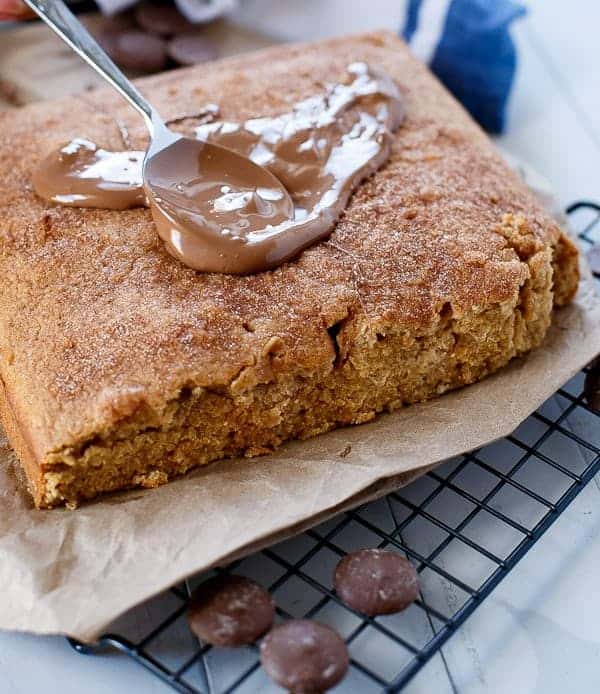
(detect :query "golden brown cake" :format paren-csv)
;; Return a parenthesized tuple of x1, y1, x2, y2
(0, 32, 579, 508)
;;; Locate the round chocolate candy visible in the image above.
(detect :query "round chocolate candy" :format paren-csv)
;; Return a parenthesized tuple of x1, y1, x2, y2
(188, 574, 274, 647)
(107, 30, 168, 73)
(260, 620, 349, 693)
(96, 28, 120, 58)
(95, 14, 135, 58)
(135, 2, 195, 36)
(334, 549, 419, 616)
(167, 34, 219, 66)
(584, 360, 600, 413)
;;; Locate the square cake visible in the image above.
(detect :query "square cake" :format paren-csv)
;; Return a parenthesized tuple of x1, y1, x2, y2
(0, 32, 578, 508)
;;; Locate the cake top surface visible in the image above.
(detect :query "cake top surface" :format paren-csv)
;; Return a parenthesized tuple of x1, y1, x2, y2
(0, 31, 561, 458)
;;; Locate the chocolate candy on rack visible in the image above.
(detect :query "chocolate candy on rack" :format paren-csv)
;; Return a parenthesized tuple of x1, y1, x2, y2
(260, 620, 350, 693)
(188, 574, 275, 647)
(334, 548, 419, 616)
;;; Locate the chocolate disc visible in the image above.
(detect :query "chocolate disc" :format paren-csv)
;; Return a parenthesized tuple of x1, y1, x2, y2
(107, 30, 168, 73)
(260, 620, 349, 693)
(96, 29, 120, 58)
(334, 549, 419, 616)
(584, 360, 600, 412)
(188, 574, 275, 647)
(167, 34, 219, 66)
(586, 246, 600, 277)
(95, 14, 135, 57)
(135, 2, 195, 36)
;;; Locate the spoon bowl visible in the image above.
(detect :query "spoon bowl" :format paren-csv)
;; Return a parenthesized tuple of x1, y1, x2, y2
(143, 133, 294, 272)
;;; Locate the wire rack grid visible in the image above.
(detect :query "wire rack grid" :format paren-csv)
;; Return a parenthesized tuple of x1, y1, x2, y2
(70, 201, 600, 693)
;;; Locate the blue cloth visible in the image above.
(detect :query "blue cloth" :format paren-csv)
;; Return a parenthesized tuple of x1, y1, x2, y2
(402, 0, 525, 133)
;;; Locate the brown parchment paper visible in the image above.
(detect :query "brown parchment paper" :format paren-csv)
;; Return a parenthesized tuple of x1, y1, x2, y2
(0, 268, 598, 641)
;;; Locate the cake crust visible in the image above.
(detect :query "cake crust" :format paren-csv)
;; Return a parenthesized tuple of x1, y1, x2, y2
(0, 32, 578, 507)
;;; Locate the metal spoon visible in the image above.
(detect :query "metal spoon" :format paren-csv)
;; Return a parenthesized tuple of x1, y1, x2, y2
(23, 0, 294, 271)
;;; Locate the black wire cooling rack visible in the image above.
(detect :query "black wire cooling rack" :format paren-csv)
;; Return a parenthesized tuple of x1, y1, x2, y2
(69, 201, 600, 693)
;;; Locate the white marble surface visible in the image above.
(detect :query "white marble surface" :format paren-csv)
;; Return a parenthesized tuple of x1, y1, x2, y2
(1, 1, 600, 692)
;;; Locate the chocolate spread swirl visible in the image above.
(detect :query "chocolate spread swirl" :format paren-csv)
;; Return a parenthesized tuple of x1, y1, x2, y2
(33, 63, 404, 274)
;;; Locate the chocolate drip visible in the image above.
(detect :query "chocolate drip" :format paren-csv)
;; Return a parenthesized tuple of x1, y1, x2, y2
(33, 138, 146, 209)
(33, 63, 404, 274)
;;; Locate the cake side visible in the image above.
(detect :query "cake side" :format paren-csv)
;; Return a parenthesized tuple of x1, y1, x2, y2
(40, 278, 545, 507)
(0, 31, 579, 507)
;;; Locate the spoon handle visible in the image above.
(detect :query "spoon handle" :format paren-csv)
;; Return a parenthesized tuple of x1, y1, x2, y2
(22, 0, 161, 135)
